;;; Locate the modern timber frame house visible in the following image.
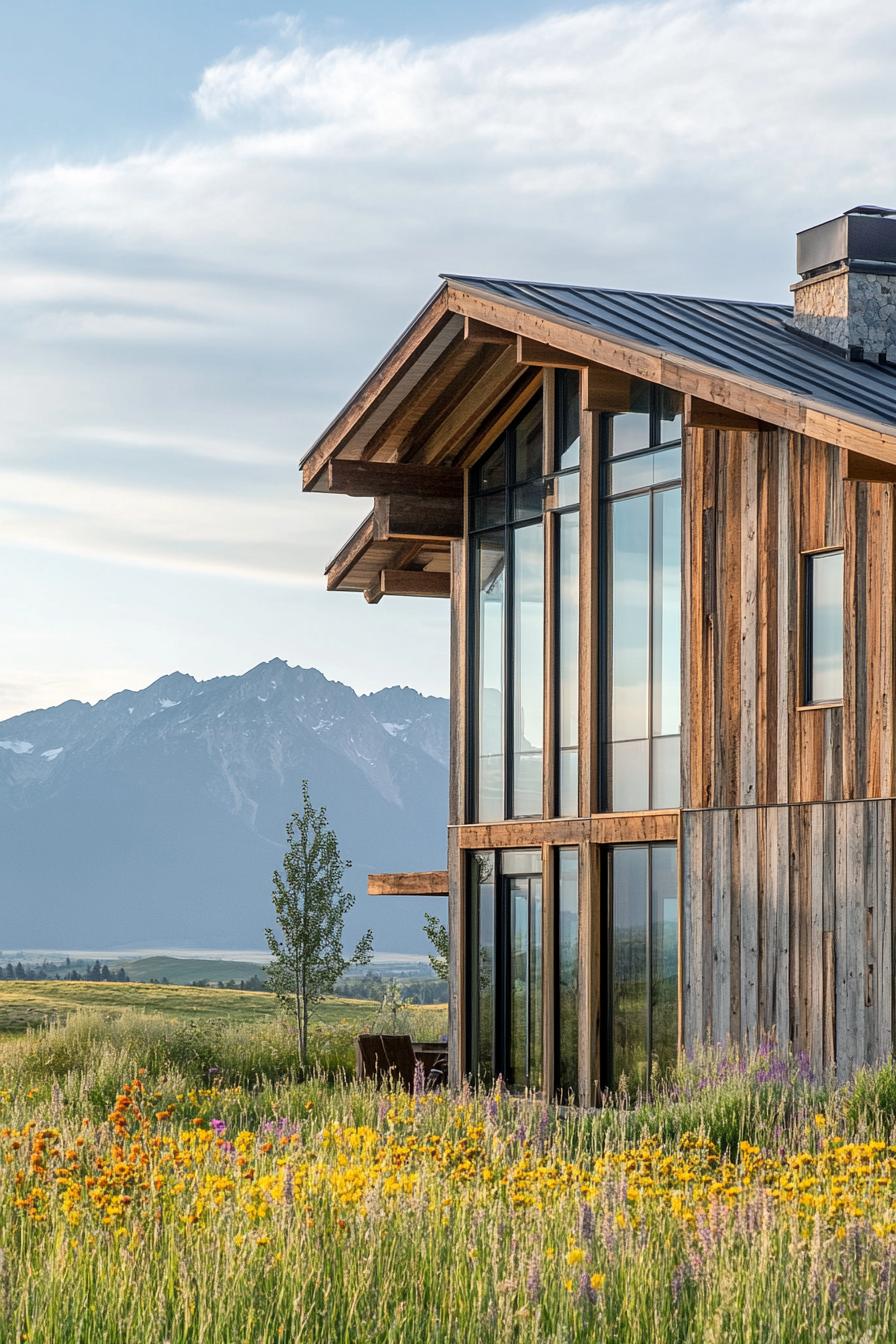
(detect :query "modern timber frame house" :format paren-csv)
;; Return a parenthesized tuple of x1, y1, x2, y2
(302, 206, 896, 1101)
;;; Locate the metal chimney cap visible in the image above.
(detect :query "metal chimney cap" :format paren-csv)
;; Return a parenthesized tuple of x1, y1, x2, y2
(845, 205, 896, 217)
(798, 208, 896, 278)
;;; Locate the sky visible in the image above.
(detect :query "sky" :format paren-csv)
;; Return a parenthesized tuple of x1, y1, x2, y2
(2, 0, 896, 719)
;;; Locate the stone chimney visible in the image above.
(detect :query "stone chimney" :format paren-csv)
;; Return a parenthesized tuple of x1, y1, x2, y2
(792, 206, 896, 363)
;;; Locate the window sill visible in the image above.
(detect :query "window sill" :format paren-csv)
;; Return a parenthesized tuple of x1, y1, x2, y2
(797, 700, 843, 712)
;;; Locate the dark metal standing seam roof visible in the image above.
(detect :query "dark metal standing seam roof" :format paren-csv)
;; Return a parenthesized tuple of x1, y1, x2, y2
(442, 275, 896, 432)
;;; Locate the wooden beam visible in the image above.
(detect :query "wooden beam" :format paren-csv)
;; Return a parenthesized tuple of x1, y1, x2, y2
(688, 397, 762, 431)
(464, 316, 513, 345)
(327, 460, 463, 498)
(453, 811, 680, 849)
(373, 493, 463, 541)
(582, 363, 632, 413)
(302, 288, 452, 489)
(517, 335, 588, 369)
(377, 569, 451, 599)
(368, 870, 449, 896)
(410, 346, 525, 466)
(840, 447, 896, 483)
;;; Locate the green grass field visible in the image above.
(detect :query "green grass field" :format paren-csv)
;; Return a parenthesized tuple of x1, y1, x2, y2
(0, 978, 446, 1037)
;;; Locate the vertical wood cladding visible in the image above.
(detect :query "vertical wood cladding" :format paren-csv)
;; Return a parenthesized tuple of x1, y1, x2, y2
(682, 427, 896, 1076)
(682, 803, 895, 1080)
(683, 428, 896, 808)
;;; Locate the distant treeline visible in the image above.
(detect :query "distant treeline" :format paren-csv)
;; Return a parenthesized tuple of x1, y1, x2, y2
(2, 959, 129, 983)
(333, 972, 448, 1004)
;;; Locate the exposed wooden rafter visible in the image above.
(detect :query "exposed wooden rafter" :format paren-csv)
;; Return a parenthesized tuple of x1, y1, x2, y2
(688, 397, 763, 432)
(464, 316, 513, 345)
(840, 447, 896, 484)
(517, 335, 587, 370)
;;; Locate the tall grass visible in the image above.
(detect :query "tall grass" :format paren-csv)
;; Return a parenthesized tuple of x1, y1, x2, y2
(2, 1015, 896, 1342)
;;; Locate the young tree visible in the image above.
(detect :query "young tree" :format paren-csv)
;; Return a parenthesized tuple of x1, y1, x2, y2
(266, 780, 373, 1062)
(422, 912, 449, 982)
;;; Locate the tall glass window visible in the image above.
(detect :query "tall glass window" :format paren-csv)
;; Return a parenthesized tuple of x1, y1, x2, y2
(551, 370, 581, 816)
(468, 851, 496, 1079)
(603, 842, 678, 1091)
(470, 397, 545, 820)
(601, 381, 682, 811)
(804, 550, 844, 703)
(556, 847, 579, 1098)
(467, 849, 543, 1089)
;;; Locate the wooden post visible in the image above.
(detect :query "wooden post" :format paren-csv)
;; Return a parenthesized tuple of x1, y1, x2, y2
(542, 841, 556, 1099)
(577, 839, 599, 1105)
(448, 535, 468, 1086)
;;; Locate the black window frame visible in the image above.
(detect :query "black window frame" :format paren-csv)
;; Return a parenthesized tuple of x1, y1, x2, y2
(468, 393, 546, 823)
(802, 547, 845, 706)
(598, 382, 683, 813)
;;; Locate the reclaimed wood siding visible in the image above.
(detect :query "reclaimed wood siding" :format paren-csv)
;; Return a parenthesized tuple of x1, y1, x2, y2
(682, 802, 895, 1079)
(683, 428, 896, 808)
(682, 426, 896, 1076)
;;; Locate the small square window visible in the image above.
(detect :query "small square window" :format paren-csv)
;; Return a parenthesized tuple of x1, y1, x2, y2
(804, 551, 844, 703)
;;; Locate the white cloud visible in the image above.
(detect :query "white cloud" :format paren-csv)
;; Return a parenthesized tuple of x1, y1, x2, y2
(3, 0, 896, 712)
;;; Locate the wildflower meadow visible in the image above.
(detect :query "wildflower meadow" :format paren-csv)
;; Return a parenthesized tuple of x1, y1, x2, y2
(4, 1012, 896, 1342)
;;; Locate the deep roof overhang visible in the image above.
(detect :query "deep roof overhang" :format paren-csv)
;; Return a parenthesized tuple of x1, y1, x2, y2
(303, 274, 896, 596)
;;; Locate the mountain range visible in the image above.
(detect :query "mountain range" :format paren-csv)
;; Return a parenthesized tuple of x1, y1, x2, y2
(0, 660, 449, 954)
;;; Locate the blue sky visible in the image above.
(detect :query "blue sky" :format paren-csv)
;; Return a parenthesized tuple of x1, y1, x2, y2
(2, 0, 895, 718)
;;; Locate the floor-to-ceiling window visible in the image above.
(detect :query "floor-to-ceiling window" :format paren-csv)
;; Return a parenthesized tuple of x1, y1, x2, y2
(602, 843, 678, 1090)
(470, 398, 544, 821)
(555, 847, 579, 1097)
(601, 382, 682, 811)
(467, 849, 543, 1089)
(551, 372, 580, 817)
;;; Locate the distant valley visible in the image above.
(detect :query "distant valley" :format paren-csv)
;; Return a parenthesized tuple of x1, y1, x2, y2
(0, 661, 449, 953)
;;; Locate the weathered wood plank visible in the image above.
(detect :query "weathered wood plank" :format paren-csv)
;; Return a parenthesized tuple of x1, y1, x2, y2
(368, 871, 450, 896)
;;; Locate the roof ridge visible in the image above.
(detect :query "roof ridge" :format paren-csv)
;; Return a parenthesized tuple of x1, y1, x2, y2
(440, 273, 791, 312)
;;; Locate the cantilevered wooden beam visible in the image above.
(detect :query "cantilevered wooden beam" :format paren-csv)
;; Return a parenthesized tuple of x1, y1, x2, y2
(464, 316, 513, 344)
(373, 494, 463, 541)
(840, 447, 896, 484)
(327, 460, 463, 499)
(517, 335, 588, 370)
(688, 397, 762, 431)
(368, 870, 449, 897)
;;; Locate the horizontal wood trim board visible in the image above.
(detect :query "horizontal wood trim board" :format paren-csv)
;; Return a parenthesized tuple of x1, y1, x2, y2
(445, 283, 896, 461)
(453, 812, 679, 850)
(327, 460, 463, 498)
(688, 397, 763, 431)
(368, 870, 449, 896)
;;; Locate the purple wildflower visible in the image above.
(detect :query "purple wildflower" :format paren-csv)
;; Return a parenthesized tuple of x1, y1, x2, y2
(578, 1272, 597, 1305)
(485, 1096, 499, 1124)
(525, 1256, 541, 1301)
(671, 1263, 691, 1302)
(210, 1118, 227, 1137)
(413, 1060, 425, 1097)
(579, 1202, 595, 1243)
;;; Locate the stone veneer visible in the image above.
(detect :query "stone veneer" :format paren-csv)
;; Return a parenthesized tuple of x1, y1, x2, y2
(793, 265, 896, 362)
